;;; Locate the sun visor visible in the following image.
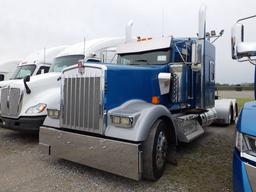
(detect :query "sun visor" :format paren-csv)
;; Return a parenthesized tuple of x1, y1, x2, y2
(117, 36, 172, 54)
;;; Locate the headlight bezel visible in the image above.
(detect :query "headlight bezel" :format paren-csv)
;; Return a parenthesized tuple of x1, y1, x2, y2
(25, 103, 47, 114)
(110, 115, 134, 128)
(236, 130, 256, 162)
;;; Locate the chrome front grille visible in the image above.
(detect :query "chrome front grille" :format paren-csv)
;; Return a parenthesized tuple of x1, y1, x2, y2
(1, 87, 22, 117)
(60, 68, 104, 134)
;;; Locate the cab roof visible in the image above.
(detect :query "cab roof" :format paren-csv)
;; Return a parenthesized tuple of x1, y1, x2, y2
(56, 37, 125, 58)
(117, 36, 172, 54)
(20, 46, 68, 66)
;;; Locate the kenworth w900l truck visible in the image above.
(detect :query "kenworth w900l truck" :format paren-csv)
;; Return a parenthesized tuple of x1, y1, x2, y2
(39, 6, 231, 180)
(0, 38, 124, 132)
(231, 15, 256, 192)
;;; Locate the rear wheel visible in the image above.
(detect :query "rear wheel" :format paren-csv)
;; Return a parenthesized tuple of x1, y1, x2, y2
(142, 119, 168, 181)
(227, 106, 233, 125)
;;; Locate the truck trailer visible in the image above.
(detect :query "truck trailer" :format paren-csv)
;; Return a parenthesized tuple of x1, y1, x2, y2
(0, 38, 124, 132)
(39, 6, 232, 181)
(231, 15, 256, 192)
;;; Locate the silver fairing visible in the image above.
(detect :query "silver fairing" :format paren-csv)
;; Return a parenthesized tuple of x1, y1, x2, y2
(60, 64, 106, 134)
(0, 86, 23, 118)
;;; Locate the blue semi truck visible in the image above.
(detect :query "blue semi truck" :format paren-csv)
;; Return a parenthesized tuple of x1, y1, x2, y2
(39, 6, 227, 180)
(232, 15, 256, 191)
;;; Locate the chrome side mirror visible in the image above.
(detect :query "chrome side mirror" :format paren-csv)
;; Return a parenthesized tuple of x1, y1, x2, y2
(231, 15, 256, 64)
(236, 42, 256, 58)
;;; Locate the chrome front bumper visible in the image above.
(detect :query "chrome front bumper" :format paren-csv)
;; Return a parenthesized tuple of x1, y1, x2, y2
(39, 126, 142, 180)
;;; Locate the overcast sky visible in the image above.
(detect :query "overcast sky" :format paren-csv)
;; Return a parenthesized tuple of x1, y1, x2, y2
(0, 0, 255, 83)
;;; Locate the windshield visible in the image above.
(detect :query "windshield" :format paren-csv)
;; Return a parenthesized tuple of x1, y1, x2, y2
(117, 49, 170, 65)
(11, 64, 36, 79)
(49, 55, 84, 72)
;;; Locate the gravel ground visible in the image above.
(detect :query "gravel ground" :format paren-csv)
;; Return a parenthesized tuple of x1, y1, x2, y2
(0, 124, 235, 192)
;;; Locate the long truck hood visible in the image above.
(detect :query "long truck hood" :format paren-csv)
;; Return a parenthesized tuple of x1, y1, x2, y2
(104, 64, 169, 110)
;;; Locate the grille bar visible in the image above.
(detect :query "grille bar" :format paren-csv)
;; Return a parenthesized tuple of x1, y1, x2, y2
(61, 68, 103, 134)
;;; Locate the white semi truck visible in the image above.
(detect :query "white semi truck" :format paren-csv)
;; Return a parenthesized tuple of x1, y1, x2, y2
(0, 46, 67, 87)
(13, 46, 68, 79)
(0, 38, 124, 131)
(0, 46, 68, 130)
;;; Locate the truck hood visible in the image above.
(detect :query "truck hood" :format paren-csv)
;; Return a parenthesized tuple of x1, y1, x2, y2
(1, 72, 61, 117)
(237, 101, 256, 136)
(0, 79, 20, 88)
(104, 64, 169, 110)
(0, 72, 61, 91)
(0, 73, 61, 89)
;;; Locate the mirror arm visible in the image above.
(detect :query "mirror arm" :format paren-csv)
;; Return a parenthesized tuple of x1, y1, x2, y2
(248, 57, 256, 65)
(211, 36, 221, 44)
(237, 15, 256, 23)
(23, 76, 31, 94)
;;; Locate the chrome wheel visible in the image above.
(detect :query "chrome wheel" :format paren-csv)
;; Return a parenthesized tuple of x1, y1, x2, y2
(156, 131, 168, 170)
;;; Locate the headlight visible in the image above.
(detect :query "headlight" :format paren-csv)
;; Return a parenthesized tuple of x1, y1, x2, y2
(25, 103, 47, 114)
(110, 115, 133, 128)
(235, 130, 256, 161)
(47, 109, 60, 119)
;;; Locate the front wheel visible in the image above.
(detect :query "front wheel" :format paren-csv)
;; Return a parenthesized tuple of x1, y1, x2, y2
(142, 119, 168, 181)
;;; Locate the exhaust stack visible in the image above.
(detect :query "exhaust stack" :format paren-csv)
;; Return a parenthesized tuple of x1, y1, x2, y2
(125, 20, 133, 43)
(198, 4, 206, 39)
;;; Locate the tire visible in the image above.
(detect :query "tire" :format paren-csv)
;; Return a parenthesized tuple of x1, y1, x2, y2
(226, 107, 233, 125)
(142, 119, 168, 181)
(227, 110, 232, 125)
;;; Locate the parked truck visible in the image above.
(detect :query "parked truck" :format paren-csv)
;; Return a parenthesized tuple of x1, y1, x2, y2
(231, 15, 256, 192)
(39, 6, 231, 180)
(0, 46, 67, 88)
(0, 46, 67, 130)
(0, 38, 124, 132)
(13, 46, 67, 79)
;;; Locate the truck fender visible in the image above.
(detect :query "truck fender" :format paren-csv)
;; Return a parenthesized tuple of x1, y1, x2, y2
(21, 87, 60, 117)
(105, 100, 177, 143)
(214, 99, 236, 125)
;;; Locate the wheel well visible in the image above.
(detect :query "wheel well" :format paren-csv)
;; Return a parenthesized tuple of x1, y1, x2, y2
(159, 116, 177, 146)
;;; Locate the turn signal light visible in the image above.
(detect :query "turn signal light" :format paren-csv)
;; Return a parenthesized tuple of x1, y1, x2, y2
(151, 96, 160, 104)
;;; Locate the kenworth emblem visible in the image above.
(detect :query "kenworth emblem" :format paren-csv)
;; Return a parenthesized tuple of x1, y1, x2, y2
(78, 60, 85, 75)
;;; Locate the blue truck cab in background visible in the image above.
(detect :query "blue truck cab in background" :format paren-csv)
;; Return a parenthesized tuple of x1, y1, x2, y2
(232, 15, 256, 191)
